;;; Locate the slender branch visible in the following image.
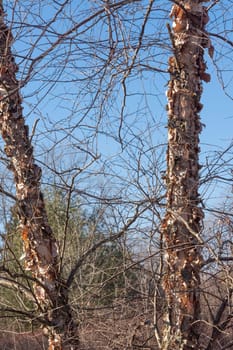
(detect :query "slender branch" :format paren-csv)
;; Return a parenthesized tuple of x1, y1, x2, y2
(0, 276, 35, 301)
(202, 256, 233, 267)
(0, 307, 49, 325)
(206, 290, 233, 350)
(0, 185, 17, 201)
(118, 0, 155, 145)
(29, 119, 40, 144)
(22, 0, 141, 85)
(59, 176, 76, 274)
(167, 209, 203, 244)
(221, 340, 233, 350)
(207, 0, 220, 11)
(0, 266, 51, 293)
(209, 32, 233, 47)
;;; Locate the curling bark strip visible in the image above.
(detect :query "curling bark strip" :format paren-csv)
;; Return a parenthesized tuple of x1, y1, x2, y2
(0, 3, 78, 349)
(161, 0, 212, 349)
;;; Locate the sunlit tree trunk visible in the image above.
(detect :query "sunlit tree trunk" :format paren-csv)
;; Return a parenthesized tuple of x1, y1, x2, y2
(0, 2, 78, 349)
(161, 0, 211, 348)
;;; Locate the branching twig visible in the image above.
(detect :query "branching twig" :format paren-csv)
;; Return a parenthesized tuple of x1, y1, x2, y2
(66, 203, 150, 288)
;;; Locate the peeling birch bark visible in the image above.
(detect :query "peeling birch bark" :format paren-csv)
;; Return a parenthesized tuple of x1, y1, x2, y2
(161, 1, 211, 349)
(0, 3, 78, 349)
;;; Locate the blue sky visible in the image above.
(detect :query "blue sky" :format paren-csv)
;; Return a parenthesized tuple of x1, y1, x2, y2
(4, 0, 232, 213)
(201, 74, 232, 148)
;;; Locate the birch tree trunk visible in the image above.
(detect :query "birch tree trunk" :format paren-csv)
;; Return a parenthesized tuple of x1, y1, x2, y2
(0, 3, 78, 349)
(161, 0, 212, 349)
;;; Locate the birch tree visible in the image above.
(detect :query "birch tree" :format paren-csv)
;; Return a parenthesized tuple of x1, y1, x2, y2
(161, 0, 212, 348)
(0, 1, 79, 348)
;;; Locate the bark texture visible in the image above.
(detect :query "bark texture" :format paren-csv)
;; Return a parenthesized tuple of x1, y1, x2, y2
(161, 1, 212, 349)
(0, 3, 78, 349)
